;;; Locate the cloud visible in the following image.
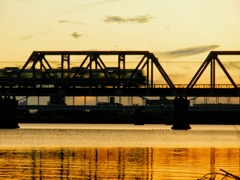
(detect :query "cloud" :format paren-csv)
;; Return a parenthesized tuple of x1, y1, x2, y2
(19, 30, 50, 41)
(223, 62, 240, 70)
(59, 20, 70, 24)
(154, 45, 220, 59)
(59, 20, 85, 25)
(67, 0, 120, 13)
(104, 14, 154, 24)
(168, 73, 189, 79)
(19, 34, 36, 41)
(70, 32, 83, 39)
(79, 0, 120, 7)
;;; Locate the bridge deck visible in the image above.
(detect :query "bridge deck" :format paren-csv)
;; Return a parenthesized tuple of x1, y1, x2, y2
(17, 104, 240, 112)
(1, 87, 239, 97)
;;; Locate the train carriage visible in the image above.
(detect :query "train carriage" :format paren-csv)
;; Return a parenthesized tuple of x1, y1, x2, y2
(0, 67, 146, 88)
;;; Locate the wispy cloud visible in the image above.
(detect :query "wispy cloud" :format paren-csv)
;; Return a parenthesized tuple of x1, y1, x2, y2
(155, 45, 220, 59)
(19, 34, 36, 41)
(70, 32, 83, 39)
(223, 62, 240, 70)
(104, 14, 154, 24)
(68, 0, 120, 13)
(58, 20, 85, 25)
(78, 0, 120, 8)
(168, 73, 190, 80)
(19, 31, 50, 41)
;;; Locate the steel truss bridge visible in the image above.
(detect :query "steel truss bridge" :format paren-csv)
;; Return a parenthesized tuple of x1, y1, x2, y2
(0, 50, 239, 98)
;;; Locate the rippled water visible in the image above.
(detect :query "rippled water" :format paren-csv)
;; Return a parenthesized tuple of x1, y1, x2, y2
(0, 124, 240, 179)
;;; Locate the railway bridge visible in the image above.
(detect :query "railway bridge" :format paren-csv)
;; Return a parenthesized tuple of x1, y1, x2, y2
(0, 50, 239, 129)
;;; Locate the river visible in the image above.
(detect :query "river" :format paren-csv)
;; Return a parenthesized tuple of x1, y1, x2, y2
(0, 124, 240, 179)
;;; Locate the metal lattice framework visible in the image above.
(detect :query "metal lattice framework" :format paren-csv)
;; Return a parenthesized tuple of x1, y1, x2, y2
(188, 51, 239, 89)
(0, 50, 239, 97)
(6, 51, 174, 88)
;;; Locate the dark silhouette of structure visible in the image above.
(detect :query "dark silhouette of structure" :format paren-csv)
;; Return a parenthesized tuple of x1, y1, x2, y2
(171, 96, 191, 129)
(0, 96, 19, 128)
(0, 50, 239, 129)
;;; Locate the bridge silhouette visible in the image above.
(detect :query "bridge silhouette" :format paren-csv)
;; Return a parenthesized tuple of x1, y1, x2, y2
(0, 50, 239, 129)
(0, 50, 239, 97)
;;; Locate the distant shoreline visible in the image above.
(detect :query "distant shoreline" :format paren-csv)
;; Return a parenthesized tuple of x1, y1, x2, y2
(17, 109, 240, 125)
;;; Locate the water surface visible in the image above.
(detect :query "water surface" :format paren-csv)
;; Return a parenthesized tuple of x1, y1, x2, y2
(0, 124, 239, 179)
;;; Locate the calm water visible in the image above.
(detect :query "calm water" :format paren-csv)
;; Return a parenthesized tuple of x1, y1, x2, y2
(0, 124, 240, 179)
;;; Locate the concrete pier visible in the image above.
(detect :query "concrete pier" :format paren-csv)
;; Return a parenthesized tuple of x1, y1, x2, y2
(171, 96, 191, 130)
(134, 106, 145, 125)
(0, 96, 19, 128)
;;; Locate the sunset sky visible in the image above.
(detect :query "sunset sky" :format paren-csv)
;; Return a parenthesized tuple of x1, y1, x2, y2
(1, 0, 240, 104)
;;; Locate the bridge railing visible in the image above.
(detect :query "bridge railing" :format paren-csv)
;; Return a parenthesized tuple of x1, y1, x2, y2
(151, 84, 240, 88)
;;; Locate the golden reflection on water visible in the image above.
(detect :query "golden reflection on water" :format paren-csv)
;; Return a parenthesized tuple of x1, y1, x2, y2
(0, 147, 239, 180)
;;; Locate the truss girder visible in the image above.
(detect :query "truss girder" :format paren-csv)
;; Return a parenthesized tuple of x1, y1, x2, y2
(187, 53, 212, 88)
(149, 53, 175, 88)
(215, 56, 237, 88)
(8, 51, 174, 88)
(1, 50, 239, 97)
(187, 51, 240, 89)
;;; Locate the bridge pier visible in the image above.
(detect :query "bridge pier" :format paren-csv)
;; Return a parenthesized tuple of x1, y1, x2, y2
(171, 96, 191, 130)
(0, 96, 19, 128)
(134, 106, 145, 125)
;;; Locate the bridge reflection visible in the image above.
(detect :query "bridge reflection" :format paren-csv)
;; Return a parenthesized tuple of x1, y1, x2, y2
(0, 147, 239, 179)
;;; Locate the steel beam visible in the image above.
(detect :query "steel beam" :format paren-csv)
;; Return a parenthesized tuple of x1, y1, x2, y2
(187, 51, 239, 89)
(1, 87, 239, 97)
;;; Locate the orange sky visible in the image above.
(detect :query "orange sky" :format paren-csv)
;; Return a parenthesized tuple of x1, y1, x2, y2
(1, 0, 240, 105)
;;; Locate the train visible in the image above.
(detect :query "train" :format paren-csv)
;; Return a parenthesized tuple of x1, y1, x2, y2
(0, 67, 146, 87)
